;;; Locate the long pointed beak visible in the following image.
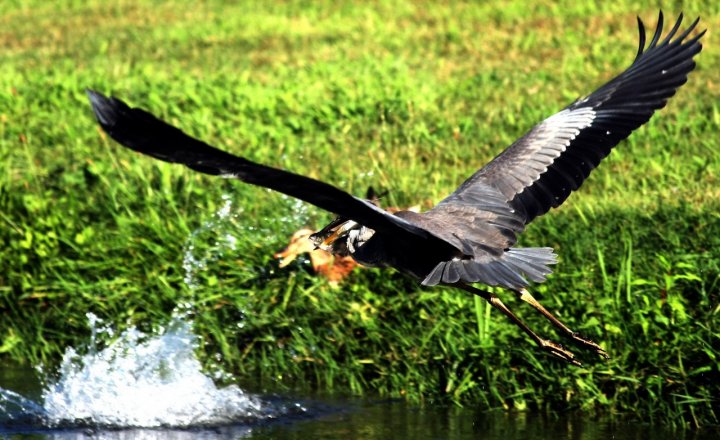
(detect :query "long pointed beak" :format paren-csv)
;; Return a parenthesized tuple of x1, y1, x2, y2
(313, 220, 358, 250)
(314, 217, 347, 235)
(320, 227, 345, 247)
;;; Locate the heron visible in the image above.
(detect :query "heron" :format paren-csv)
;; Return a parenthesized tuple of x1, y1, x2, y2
(87, 12, 703, 365)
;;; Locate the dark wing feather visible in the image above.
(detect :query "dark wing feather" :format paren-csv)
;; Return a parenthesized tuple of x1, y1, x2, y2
(87, 90, 436, 241)
(451, 12, 704, 223)
(421, 182, 525, 257)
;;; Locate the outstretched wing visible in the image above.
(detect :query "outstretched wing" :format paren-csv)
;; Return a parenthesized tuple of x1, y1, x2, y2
(417, 12, 703, 289)
(87, 90, 437, 242)
(451, 12, 704, 223)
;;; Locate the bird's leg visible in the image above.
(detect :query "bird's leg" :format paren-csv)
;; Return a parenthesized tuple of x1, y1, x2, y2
(512, 288, 609, 359)
(455, 284, 581, 366)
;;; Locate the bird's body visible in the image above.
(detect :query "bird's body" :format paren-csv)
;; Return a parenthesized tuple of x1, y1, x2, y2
(87, 12, 704, 365)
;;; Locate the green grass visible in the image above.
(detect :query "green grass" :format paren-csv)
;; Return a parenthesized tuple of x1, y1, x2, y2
(1, 0, 719, 429)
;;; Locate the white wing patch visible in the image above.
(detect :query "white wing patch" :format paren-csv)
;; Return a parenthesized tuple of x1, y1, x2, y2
(531, 107, 596, 158)
(481, 106, 596, 200)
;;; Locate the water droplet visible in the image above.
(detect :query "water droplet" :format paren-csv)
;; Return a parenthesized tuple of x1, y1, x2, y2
(182, 194, 242, 289)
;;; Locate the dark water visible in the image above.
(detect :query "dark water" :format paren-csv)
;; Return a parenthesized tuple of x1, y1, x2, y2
(3, 399, 719, 440)
(217, 400, 717, 440)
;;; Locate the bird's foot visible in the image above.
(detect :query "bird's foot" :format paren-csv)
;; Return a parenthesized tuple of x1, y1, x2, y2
(539, 338, 582, 366)
(514, 289, 610, 361)
(569, 332, 609, 359)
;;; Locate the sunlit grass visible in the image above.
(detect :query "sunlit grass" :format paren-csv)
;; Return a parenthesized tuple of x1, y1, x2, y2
(1, 0, 718, 429)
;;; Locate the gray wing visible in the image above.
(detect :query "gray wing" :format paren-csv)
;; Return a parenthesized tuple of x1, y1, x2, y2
(454, 12, 704, 223)
(418, 12, 703, 289)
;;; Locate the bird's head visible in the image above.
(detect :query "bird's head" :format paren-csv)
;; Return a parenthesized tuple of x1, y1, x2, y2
(309, 217, 362, 257)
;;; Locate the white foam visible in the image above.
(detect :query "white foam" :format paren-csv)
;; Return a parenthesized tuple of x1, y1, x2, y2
(40, 313, 264, 428)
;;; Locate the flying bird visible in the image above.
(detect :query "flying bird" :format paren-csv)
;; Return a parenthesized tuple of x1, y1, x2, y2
(87, 12, 704, 365)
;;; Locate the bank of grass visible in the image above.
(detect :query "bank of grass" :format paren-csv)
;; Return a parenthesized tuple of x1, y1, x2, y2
(1, 0, 719, 429)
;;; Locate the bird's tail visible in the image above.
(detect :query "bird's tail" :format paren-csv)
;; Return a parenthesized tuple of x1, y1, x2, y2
(421, 247, 557, 289)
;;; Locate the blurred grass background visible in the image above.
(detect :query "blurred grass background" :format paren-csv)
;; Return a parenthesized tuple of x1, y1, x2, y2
(1, 0, 719, 428)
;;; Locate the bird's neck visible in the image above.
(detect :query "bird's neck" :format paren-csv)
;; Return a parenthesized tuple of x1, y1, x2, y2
(346, 226, 374, 254)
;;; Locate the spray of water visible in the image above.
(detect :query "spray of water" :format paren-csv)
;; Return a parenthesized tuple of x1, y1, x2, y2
(0, 388, 47, 422)
(0, 313, 280, 430)
(183, 193, 241, 289)
(41, 313, 268, 428)
(0, 193, 317, 431)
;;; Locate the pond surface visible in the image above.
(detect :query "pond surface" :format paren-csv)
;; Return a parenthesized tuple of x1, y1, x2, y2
(2, 363, 717, 440)
(1, 313, 716, 440)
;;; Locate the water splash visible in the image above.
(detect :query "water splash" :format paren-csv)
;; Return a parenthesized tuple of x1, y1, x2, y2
(0, 193, 318, 433)
(0, 314, 302, 431)
(181, 192, 314, 289)
(31, 195, 263, 429)
(0, 387, 47, 422)
(183, 193, 241, 289)
(42, 313, 268, 428)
